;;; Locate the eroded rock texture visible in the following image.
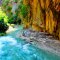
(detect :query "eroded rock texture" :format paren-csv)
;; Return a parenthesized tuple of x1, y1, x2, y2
(23, 0, 60, 40)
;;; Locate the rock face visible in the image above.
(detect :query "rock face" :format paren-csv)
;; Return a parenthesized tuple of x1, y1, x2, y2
(23, 0, 60, 40)
(1, 0, 60, 39)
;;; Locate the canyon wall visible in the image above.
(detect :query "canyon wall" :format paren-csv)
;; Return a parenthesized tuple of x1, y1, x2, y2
(24, 0, 60, 39)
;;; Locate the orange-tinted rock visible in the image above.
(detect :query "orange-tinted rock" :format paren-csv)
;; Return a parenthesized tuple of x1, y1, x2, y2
(23, 0, 60, 40)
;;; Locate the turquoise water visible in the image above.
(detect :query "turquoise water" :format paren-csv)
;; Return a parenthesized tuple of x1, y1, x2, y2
(0, 36, 60, 60)
(0, 25, 60, 60)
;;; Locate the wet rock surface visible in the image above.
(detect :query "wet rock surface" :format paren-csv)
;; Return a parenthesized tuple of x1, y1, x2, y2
(17, 29, 60, 56)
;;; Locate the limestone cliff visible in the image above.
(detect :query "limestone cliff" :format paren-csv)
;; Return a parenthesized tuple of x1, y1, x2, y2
(23, 0, 60, 40)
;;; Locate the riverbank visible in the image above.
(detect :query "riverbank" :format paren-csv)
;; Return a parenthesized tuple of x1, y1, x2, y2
(6, 25, 60, 56)
(16, 28, 60, 56)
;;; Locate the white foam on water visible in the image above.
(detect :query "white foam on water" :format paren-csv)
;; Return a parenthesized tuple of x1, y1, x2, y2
(23, 43, 30, 50)
(22, 43, 31, 54)
(0, 36, 17, 49)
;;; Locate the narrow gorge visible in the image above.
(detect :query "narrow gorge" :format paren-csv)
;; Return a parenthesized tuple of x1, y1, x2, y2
(23, 0, 60, 40)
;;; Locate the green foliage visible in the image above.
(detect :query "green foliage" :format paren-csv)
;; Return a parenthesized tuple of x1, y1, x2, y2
(20, 4, 30, 18)
(2, 0, 10, 7)
(8, 16, 14, 24)
(13, 0, 18, 3)
(0, 20, 8, 33)
(0, 8, 8, 23)
(8, 14, 17, 24)
(1, 0, 29, 25)
(8, 14, 21, 24)
(6, 6, 12, 11)
(0, 8, 9, 33)
(0, 33, 6, 36)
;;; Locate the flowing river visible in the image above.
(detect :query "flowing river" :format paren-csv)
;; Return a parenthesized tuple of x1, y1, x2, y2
(0, 26, 60, 60)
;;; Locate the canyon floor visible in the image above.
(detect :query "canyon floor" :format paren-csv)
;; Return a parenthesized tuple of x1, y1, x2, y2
(15, 28, 60, 56)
